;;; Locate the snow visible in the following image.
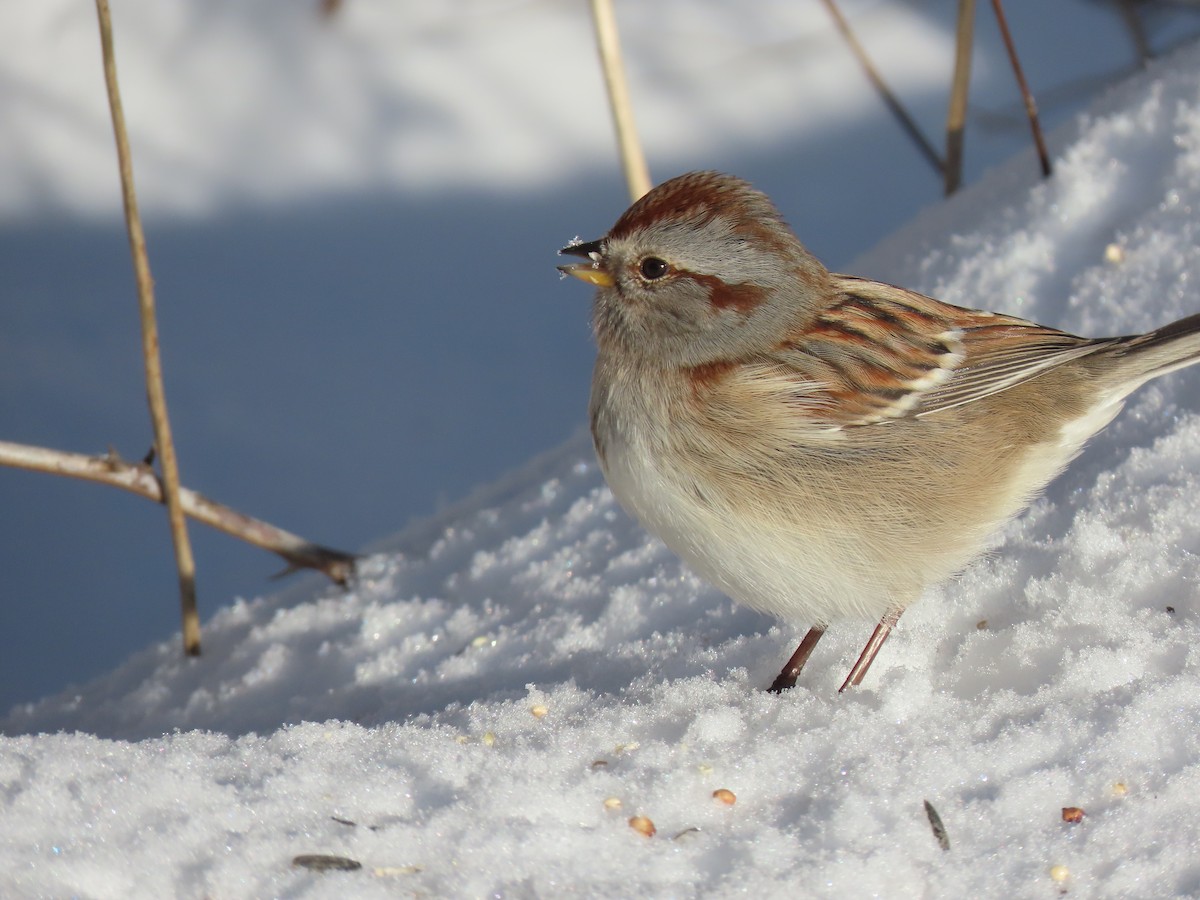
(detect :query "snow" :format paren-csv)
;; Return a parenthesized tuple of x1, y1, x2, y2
(3, 0, 954, 220)
(5, 3, 1200, 897)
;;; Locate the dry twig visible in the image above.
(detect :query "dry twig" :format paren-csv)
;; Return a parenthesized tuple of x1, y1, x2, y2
(95, 0, 201, 654)
(1116, 0, 1153, 66)
(990, 0, 1051, 178)
(944, 0, 977, 195)
(588, 0, 652, 202)
(0, 441, 357, 585)
(818, 0, 944, 177)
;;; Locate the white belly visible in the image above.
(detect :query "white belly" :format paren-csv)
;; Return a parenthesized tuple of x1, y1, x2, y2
(597, 427, 900, 625)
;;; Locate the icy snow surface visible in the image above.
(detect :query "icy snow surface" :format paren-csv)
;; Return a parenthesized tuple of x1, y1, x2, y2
(6, 34, 1200, 900)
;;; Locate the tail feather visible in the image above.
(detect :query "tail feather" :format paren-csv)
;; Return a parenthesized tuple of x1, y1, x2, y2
(1110, 311, 1200, 385)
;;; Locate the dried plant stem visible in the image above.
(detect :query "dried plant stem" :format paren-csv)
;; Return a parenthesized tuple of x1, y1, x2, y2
(588, 0, 651, 202)
(0, 441, 357, 586)
(944, 0, 976, 196)
(1116, 0, 1153, 67)
(818, 0, 944, 177)
(95, 0, 200, 655)
(990, 0, 1050, 178)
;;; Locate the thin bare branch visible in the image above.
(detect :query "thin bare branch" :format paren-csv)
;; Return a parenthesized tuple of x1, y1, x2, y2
(95, 0, 201, 654)
(990, 0, 1051, 178)
(1116, 0, 1153, 67)
(588, 0, 652, 202)
(0, 441, 358, 586)
(818, 0, 944, 177)
(944, 0, 977, 196)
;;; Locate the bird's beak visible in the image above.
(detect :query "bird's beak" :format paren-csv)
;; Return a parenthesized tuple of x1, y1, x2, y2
(558, 238, 614, 287)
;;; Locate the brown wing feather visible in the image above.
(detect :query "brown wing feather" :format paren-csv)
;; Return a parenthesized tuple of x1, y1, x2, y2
(762, 275, 1113, 429)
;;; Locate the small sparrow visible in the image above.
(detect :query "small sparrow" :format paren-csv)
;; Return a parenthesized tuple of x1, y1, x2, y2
(559, 171, 1200, 692)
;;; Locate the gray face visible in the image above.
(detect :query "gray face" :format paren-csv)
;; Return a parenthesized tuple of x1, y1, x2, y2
(586, 172, 833, 368)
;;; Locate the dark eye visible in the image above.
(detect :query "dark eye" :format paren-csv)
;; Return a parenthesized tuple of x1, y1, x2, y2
(639, 257, 669, 280)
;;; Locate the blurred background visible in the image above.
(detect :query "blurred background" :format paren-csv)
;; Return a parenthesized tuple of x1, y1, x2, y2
(3, 0, 1199, 712)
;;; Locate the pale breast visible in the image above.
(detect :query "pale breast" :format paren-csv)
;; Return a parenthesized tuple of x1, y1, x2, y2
(590, 362, 908, 623)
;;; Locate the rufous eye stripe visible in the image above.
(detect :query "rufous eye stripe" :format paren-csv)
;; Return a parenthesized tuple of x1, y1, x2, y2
(688, 274, 768, 313)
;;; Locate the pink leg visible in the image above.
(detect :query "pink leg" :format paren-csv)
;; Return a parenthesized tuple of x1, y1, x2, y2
(838, 610, 903, 692)
(768, 625, 826, 693)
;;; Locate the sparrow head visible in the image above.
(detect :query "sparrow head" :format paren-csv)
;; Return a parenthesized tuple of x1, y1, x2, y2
(560, 171, 833, 367)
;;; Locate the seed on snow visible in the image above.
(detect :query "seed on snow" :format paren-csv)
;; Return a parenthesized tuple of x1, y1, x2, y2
(293, 854, 362, 872)
(603, 797, 623, 810)
(530, 704, 549, 719)
(712, 789, 736, 805)
(628, 815, 656, 837)
(1061, 807, 1085, 823)
(373, 865, 423, 877)
(1049, 865, 1070, 883)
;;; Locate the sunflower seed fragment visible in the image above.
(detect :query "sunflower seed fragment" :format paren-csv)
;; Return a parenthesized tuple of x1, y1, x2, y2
(293, 854, 363, 872)
(923, 800, 950, 851)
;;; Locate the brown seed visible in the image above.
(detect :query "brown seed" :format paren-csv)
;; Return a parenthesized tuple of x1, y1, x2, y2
(1061, 807, 1085, 823)
(712, 788, 736, 805)
(293, 854, 362, 872)
(628, 815, 656, 837)
(923, 800, 950, 852)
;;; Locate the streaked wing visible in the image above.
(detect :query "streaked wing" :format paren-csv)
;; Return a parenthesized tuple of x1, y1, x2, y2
(768, 275, 1112, 428)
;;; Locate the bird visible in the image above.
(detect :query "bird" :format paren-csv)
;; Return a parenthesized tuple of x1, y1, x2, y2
(558, 170, 1200, 692)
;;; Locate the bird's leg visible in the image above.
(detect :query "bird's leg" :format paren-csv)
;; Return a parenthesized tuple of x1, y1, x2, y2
(838, 610, 903, 692)
(767, 625, 826, 693)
